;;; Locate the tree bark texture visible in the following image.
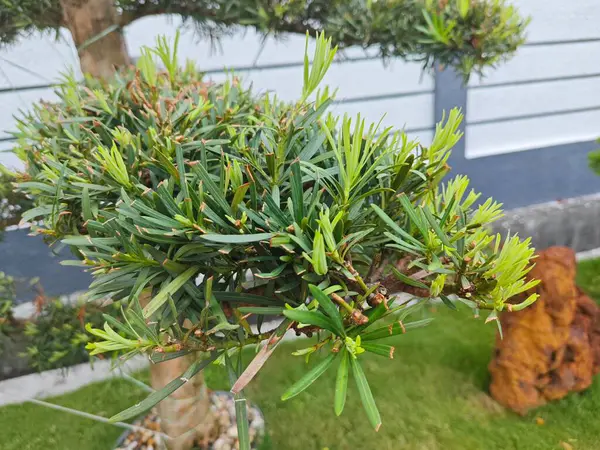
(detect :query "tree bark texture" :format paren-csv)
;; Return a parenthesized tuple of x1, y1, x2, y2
(60, 0, 130, 78)
(150, 352, 214, 450)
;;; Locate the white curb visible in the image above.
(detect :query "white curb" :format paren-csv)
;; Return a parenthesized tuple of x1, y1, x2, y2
(0, 356, 148, 407)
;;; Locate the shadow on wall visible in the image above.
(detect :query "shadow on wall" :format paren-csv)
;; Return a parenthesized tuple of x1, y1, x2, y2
(0, 229, 91, 303)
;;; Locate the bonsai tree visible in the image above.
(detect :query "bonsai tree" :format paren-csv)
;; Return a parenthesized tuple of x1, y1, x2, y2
(15, 34, 539, 449)
(0, 0, 529, 78)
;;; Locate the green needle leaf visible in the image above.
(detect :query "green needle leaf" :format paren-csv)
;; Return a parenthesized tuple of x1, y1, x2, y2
(308, 284, 344, 334)
(334, 350, 349, 416)
(283, 309, 344, 336)
(199, 233, 273, 244)
(143, 267, 198, 318)
(281, 352, 338, 401)
(350, 356, 382, 431)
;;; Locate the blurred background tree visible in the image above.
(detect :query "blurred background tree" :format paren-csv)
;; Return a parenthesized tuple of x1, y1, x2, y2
(0, 0, 528, 78)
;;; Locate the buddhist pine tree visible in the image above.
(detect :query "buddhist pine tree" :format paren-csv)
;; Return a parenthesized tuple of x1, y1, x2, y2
(14, 33, 538, 448)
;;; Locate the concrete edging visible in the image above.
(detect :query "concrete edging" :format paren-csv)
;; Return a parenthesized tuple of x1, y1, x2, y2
(0, 356, 148, 407)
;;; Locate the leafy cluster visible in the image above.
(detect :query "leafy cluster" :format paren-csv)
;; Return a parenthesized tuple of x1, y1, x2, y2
(22, 298, 117, 372)
(0, 0, 527, 76)
(589, 143, 600, 176)
(15, 34, 537, 437)
(0, 166, 32, 235)
(0, 271, 16, 338)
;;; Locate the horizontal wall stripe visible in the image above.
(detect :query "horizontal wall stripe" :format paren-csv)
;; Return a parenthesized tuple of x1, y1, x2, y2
(469, 72, 600, 90)
(333, 89, 433, 105)
(0, 57, 428, 101)
(469, 41, 600, 87)
(523, 37, 600, 47)
(0, 83, 56, 94)
(465, 109, 600, 159)
(467, 105, 600, 126)
(203, 54, 377, 75)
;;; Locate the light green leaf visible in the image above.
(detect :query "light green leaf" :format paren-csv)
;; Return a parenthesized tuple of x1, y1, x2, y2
(143, 267, 198, 318)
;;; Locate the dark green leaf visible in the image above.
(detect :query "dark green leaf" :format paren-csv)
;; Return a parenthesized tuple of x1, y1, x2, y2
(237, 306, 283, 315)
(389, 266, 428, 289)
(334, 350, 349, 416)
(350, 356, 381, 431)
(361, 342, 395, 359)
(361, 318, 434, 341)
(281, 352, 337, 401)
(283, 309, 343, 335)
(199, 233, 273, 244)
(308, 284, 344, 335)
(439, 294, 458, 311)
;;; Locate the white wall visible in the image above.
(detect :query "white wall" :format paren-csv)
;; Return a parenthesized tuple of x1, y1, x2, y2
(466, 0, 600, 159)
(0, 15, 434, 170)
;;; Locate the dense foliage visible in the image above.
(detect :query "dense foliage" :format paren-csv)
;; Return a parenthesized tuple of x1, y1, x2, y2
(22, 298, 116, 372)
(0, 0, 528, 76)
(0, 167, 32, 233)
(15, 34, 538, 440)
(589, 144, 600, 176)
(0, 271, 16, 339)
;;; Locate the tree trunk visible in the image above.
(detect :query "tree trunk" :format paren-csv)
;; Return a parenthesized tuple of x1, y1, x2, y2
(60, 0, 130, 78)
(139, 292, 214, 450)
(151, 353, 215, 450)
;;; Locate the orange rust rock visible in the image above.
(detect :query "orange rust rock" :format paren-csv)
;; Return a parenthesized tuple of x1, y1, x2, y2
(488, 247, 600, 414)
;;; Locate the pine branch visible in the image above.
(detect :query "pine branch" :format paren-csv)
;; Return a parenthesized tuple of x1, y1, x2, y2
(1, 0, 528, 77)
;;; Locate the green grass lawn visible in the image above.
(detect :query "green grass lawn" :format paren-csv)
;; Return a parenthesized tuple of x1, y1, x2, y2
(2, 259, 600, 450)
